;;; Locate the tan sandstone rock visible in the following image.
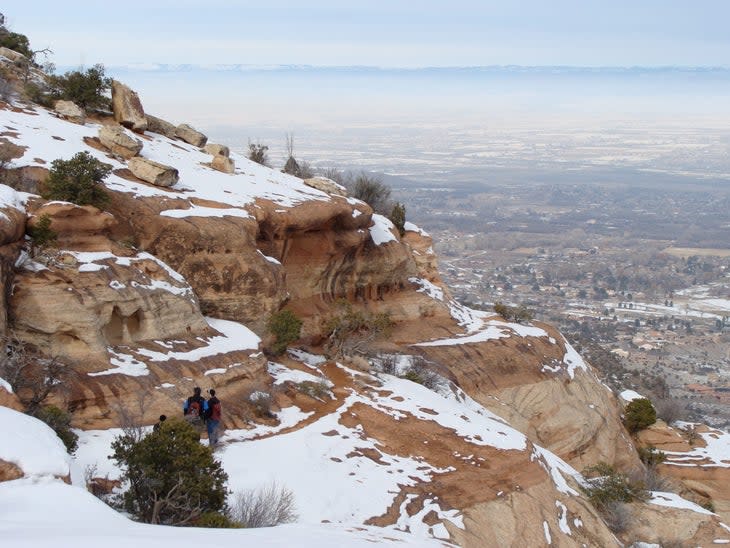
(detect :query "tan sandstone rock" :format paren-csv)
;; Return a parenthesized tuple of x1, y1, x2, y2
(28, 202, 116, 251)
(11, 252, 209, 361)
(303, 176, 347, 197)
(175, 123, 207, 147)
(0, 46, 27, 64)
(146, 114, 176, 139)
(53, 100, 85, 124)
(211, 155, 235, 174)
(204, 143, 230, 157)
(127, 157, 179, 187)
(0, 459, 24, 482)
(111, 80, 147, 132)
(98, 124, 143, 159)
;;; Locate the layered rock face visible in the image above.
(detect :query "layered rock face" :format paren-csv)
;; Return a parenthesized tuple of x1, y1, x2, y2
(11, 251, 209, 361)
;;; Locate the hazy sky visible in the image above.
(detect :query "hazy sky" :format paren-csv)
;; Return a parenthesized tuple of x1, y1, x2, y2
(3, 1, 730, 67)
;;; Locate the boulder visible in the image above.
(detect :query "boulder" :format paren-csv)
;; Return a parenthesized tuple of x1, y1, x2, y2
(53, 100, 85, 125)
(175, 124, 207, 147)
(111, 80, 147, 132)
(98, 125, 143, 159)
(146, 114, 176, 139)
(211, 155, 235, 174)
(204, 143, 230, 157)
(303, 176, 347, 197)
(127, 157, 179, 187)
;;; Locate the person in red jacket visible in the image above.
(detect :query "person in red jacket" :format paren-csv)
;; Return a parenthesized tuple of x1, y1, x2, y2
(205, 389, 222, 448)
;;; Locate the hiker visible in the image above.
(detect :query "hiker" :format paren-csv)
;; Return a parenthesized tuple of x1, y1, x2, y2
(183, 387, 208, 431)
(153, 414, 167, 432)
(205, 389, 222, 448)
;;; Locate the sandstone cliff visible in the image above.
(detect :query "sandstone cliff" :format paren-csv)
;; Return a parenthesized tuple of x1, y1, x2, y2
(1, 84, 726, 546)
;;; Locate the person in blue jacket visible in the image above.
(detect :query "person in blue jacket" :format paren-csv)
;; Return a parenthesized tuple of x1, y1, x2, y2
(183, 387, 208, 432)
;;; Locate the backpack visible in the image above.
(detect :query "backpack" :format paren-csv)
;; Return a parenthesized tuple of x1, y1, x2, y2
(188, 399, 201, 417)
(210, 401, 221, 421)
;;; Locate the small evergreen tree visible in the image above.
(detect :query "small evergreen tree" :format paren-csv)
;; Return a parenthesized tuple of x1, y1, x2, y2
(110, 418, 228, 525)
(623, 398, 657, 433)
(267, 309, 303, 355)
(43, 151, 111, 209)
(48, 64, 111, 109)
(28, 214, 57, 249)
(31, 405, 78, 454)
(389, 202, 406, 236)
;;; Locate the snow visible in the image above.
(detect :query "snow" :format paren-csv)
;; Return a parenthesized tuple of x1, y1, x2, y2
(88, 317, 259, 377)
(89, 349, 150, 377)
(0, 376, 12, 392)
(531, 446, 582, 496)
(556, 501, 571, 535)
(0, 105, 334, 214)
(369, 213, 398, 245)
(648, 491, 715, 515)
(373, 374, 527, 451)
(268, 361, 332, 387)
(136, 317, 260, 362)
(404, 221, 430, 237)
(160, 205, 251, 219)
(74, 428, 128, 480)
(0, 479, 449, 547)
(410, 277, 445, 301)
(220, 391, 453, 527)
(0, 407, 74, 479)
(414, 317, 548, 348)
(561, 338, 590, 379)
(620, 389, 645, 402)
(543, 521, 552, 544)
(663, 425, 730, 469)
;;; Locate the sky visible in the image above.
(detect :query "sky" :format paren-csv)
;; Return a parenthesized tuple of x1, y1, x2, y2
(3, 0, 730, 68)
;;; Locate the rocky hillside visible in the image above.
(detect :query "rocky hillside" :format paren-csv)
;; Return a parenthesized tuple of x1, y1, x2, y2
(2, 50, 730, 546)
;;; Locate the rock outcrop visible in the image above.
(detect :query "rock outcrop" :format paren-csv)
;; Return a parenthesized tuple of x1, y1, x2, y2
(53, 100, 85, 124)
(111, 80, 147, 132)
(11, 251, 209, 361)
(211, 155, 234, 173)
(127, 157, 179, 187)
(98, 124, 143, 159)
(28, 202, 117, 251)
(303, 176, 347, 197)
(204, 143, 230, 157)
(175, 123, 207, 147)
(145, 114, 176, 138)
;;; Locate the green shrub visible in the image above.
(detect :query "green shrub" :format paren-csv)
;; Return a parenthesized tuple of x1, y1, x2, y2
(296, 380, 331, 401)
(350, 173, 391, 214)
(0, 29, 32, 58)
(493, 302, 510, 319)
(28, 214, 57, 248)
(43, 151, 111, 209)
(193, 511, 241, 529)
(110, 418, 228, 525)
(637, 445, 666, 467)
(389, 202, 406, 236)
(402, 369, 424, 385)
(323, 300, 392, 357)
(267, 309, 303, 356)
(623, 398, 657, 434)
(48, 64, 111, 109)
(31, 405, 78, 454)
(582, 462, 648, 511)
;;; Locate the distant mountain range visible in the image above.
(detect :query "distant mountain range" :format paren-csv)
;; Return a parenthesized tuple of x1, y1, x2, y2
(93, 64, 730, 75)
